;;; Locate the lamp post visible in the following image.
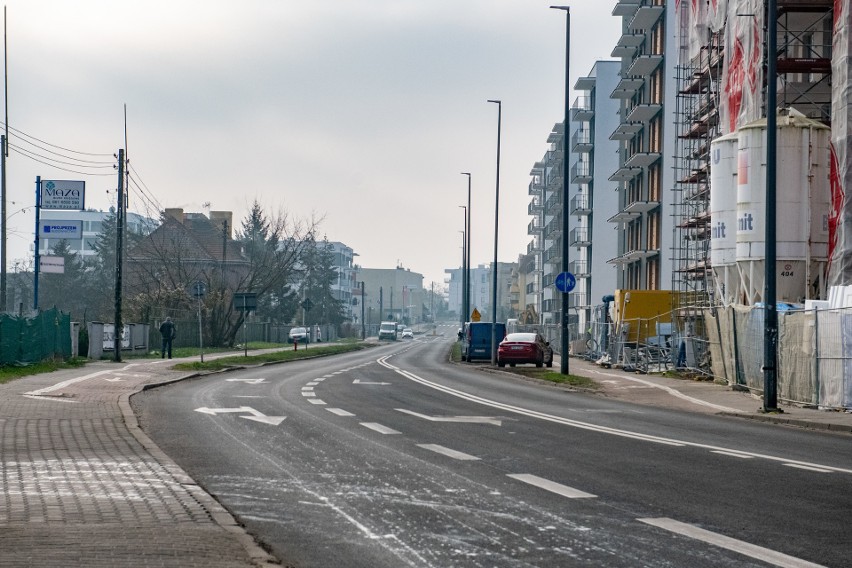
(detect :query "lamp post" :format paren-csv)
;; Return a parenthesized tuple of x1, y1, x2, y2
(459, 205, 467, 326)
(461, 172, 472, 325)
(487, 99, 502, 366)
(763, 0, 779, 412)
(551, 5, 571, 375)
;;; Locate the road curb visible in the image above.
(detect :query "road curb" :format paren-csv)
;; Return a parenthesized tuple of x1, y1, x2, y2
(120, 373, 281, 567)
(719, 411, 852, 434)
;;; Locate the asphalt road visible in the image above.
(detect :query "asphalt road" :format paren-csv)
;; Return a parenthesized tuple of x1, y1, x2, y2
(133, 333, 852, 567)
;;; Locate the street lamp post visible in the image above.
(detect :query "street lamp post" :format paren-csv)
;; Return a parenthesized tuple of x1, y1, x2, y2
(461, 172, 472, 325)
(487, 99, 502, 366)
(551, 5, 571, 375)
(459, 205, 467, 326)
(763, 0, 779, 412)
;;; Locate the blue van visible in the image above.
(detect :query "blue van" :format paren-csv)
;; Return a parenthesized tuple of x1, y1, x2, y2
(461, 322, 507, 362)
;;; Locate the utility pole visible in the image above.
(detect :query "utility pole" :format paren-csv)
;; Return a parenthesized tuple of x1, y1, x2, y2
(113, 149, 125, 362)
(379, 286, 383, 321)
(360, 281, 365, 340)
(1, 134, 6, 312)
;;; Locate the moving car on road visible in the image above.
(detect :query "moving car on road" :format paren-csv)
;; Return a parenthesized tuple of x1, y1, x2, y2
(378, 321, 398, 340)
(401, 328, 414, 339)
(497, 332, 553, 368)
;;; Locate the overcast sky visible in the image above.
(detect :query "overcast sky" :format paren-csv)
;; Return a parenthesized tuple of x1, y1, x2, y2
(3, 0, 621, 287)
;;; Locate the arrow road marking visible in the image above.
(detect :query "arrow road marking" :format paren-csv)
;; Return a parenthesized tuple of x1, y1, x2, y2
(226, 378, 267, 384)
(194, 406, 286, 426)
(353, 379, 392, 385)
(396, 408, 502, 426)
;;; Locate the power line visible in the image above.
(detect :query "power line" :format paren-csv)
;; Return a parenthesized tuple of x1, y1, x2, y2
(0, 120, 113, 157)
(7, 140, 114, 170)
(8, 145, 115, 176)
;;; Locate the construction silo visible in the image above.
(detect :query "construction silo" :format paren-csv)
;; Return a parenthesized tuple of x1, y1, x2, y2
(735, 110, 831, 305)
(710, 131, 739, 305)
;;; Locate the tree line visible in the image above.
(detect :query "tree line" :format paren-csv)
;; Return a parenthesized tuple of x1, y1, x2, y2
(19, 201, 346, 347)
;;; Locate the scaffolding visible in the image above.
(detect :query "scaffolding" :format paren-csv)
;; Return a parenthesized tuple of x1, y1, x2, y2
(669, 1, 834, 374)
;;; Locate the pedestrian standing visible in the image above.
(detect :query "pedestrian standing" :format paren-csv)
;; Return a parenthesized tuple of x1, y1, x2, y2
(160, 317, 176, 359)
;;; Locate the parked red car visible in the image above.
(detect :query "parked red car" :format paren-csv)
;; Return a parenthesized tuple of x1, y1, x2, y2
(497, 332, 553, 368)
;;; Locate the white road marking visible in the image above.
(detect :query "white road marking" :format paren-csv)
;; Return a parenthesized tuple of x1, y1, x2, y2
(194, 406, 286, 426)
(396, 408, 502, 426)
(712, 450, 755, 459)
(783, 463, 833, 473)
(306, 381, 319, 386)
(361, 422, 401, 435)
(104, 378, 124, 382)
(377, 357, 852, 474)
(226, 378, 266, 384)
(416, 444, 479, 461)
(590, 370, 740, 413)
(308, 399, 327, 405)
(507, 474, 596, 499)
(353, 379, 392, 385)
(639, 517, 827, 568)
(302, 391, 316, 397)
(327, 408, 355, 417)
(314, 378, 326, 382)
(301, 386, 314, 391)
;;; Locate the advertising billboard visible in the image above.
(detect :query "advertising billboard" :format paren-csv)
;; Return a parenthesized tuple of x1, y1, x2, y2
(40, 180, 85, 210)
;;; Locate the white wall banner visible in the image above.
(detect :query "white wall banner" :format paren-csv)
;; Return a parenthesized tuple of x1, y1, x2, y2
(39, 255, 65, 274)
(40, 180, 85, 210)
(38, 220, 83, 240)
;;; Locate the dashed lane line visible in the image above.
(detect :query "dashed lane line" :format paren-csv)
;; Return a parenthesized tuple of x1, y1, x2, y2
(416, 444, 479, 461)
(507, 473, 597, 499)
(639, 517, 827, 568)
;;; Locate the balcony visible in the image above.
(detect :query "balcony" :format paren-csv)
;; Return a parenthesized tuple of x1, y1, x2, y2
(607, 248, 660, 265)
(528, 178, 543, 196)
(570, 260, 590, 278)
(570, 194, 591, 216)
(627, 54, 663, 77)
(570, 161, 592, 184)
(612, 0, 639, 18)
(570, 227, 591, 247)
(607, 210, 640, 225)
(611, 32, 644, 58)
(527, 218, 543, 234)
(611, 77, 644, 99)
(572, 128, 592, 153)
(528, 197, 543, 214)
(527, 240, 541, 254)
(624, 151, 661, 169)
(574, 75, 597, 91)
(608, 166, 642, 183)
(623, 198, 659, 215)
(628, 5, 664, 31)
(627, 102, 662, 123)
(568, 293, 589, 309)
(571, 96, 594, 121)
(609, 121, 643, 141)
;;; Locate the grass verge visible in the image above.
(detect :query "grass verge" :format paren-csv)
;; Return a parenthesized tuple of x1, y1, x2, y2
(171, 342, 374, 372)
(504, 367, 599, 390)
(0, 357, 88, 385)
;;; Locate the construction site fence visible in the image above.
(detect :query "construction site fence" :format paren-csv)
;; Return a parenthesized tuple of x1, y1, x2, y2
(706, 305, 852, 410)
(0, 307, 72, 365)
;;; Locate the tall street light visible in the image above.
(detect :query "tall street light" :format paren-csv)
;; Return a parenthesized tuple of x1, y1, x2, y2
(461, 172, 472, 326)
(458, 205, 467, 327)
(487, 99, 502, 366)
(763, 0, 779, 412)
(551, 5, 571, 375)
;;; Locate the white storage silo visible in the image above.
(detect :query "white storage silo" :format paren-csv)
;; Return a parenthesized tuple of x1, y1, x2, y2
(735, 109, 831, 305)
(710, 132, 739, 305)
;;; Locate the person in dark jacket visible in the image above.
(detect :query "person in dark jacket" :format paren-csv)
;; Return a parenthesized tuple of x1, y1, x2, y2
(159, 317, 176, 359)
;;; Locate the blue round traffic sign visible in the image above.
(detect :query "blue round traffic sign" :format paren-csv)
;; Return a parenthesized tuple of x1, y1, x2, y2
(555, 271, 576, 293)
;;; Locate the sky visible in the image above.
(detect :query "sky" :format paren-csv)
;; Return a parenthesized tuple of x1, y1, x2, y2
(2, 0, 621, 288)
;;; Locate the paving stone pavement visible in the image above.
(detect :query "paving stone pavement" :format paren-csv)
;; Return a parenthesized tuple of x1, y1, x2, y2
(0, 356, 278, 568)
